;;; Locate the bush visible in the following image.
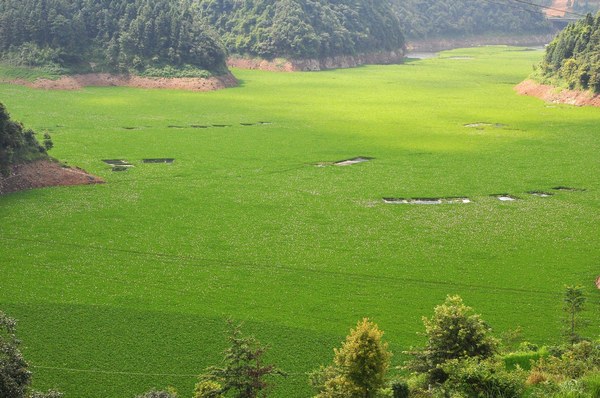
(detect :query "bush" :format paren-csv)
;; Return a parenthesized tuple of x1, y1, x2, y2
(390, 380, 409, 398)
(405, 295, 499, 384)
(134, 389, 177, 398)
(441, 357, 525, 398)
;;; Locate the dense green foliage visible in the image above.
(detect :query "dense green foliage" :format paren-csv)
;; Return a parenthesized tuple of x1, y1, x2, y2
(536, 12, 600, 93)
(392, 0, 550, 38)
(0, 103, 49, 177)
(198, 321, 283, 398)
(0, 47, 598, 397)
(310, 319, 391, 397)
(406, 296, 499, 384)
(0, 0, 227, 75)
(0, 311, 62, 398)
(196, 0, 404, 59)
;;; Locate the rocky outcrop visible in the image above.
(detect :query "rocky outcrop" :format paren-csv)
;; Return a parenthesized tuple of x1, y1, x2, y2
(4, 72, 238, 91)
(227, 49, 405, 72)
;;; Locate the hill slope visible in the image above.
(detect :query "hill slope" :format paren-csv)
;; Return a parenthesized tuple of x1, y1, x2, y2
(534, 11, 600, 94)
(393, 0, 551, 39)
(0, 0, 228, 77)
(197, 0, 405, 62)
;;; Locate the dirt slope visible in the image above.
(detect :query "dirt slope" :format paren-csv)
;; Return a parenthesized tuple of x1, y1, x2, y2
(515, 79, 600, 107)
(4, 73, 238, 91)
(0, 160, 104, 195)
(546, 0, 569, 17)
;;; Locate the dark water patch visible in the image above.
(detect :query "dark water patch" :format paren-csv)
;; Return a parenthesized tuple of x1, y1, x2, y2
(258, 121, 272, 125)
(143, 158, 174, 164)
(168, 125, 186, 129)
(190, 125, 208, 129)
(212, 124, 231, 128)
(240, 123, 257, 126)
(334, 157, 373, 166)
(552, 186, 585, 192)
(102, 159, 132, 166)
(112, 165, 130, 172)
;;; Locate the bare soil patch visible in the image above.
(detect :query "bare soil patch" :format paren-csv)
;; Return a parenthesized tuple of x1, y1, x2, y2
(0, 159, 103, 195)
(515, 80, 600, 107)
(4, 72, 238, 91)
(227, 50, 404, 72)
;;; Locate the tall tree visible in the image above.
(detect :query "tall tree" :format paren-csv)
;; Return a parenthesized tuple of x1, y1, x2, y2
(310, 318, 391, 398)
(563, 285, 587, 345)
(0, 311, 31, 398)
(198, 320, 284, 398)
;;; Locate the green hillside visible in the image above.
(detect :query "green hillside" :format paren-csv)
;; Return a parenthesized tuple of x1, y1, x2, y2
(196, 0, 405, 59)
(535, 11, 600, 93)
(393, 0, 551, 38)
(0, 0, 227, 76)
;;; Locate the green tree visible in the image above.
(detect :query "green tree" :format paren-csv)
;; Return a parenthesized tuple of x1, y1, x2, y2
(564, 285, 587, 345)
(0, 310, 62, 398)
(198, 320, 284, 398)
(0, 311, 30, 398)
(406, 295, 499, 384)
(310, 318, 391, 398)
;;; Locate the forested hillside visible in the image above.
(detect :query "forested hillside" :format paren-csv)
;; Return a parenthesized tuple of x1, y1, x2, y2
(0, 0, 227, 76)
(535, 11, 600, 93)
(393, 0, 551, 39)
(196, 0, 405, 60)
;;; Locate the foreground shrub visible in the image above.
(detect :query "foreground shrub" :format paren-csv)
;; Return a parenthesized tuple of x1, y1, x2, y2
(440, 357, 525, 398)
(193, 381, 222, 398)
(405, 295, 499, 384)
(134, 389, 177, 398)
(310, 318, 391, 398)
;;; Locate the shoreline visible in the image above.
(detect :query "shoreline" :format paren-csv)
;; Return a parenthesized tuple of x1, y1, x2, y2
(515, 79, 600, 107)
(1, 72, 238, 91)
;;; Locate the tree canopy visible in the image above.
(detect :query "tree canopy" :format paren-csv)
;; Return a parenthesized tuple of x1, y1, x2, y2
(536, 12, 600, 93)
(196, 0, 405, 60)
(392, 0, 551, 39)
(0, 0, 227, 75)
(0, 103, 51, 177)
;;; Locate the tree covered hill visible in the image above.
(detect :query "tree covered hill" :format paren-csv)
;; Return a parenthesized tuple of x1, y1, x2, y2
(535, 11, 600, 93)
(196, 0, 405, 60)
(392, 0, 551, 39)
(0, 0, 228, 76)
